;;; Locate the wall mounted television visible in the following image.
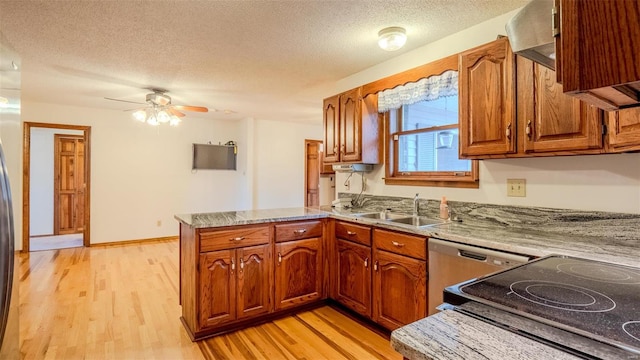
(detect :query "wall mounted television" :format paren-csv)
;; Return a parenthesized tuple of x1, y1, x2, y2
(192, 143, 237, 170)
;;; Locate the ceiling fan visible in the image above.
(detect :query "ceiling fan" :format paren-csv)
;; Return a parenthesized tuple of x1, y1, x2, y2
(105, 89, 208, 126)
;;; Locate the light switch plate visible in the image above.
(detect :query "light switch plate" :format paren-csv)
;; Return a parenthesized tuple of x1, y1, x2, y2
(507, 179, 526, 197)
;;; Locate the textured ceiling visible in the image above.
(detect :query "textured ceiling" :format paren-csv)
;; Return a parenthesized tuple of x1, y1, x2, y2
(0, 0, 528, 123)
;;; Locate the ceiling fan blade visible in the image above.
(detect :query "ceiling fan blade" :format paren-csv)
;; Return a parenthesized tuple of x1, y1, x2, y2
(168, 108, 186, 118)
(173, 105, 208, 112)
(104, 97, 146, 105)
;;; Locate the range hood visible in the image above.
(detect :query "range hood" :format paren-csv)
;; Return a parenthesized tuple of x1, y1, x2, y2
(505, 0, 557, 70)
(332, 164, 374, 173)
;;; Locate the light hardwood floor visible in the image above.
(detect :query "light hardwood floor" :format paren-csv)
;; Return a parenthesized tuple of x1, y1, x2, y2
(19, 239, 401, 360)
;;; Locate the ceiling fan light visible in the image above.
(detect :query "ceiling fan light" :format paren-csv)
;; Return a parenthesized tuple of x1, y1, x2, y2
(169, 116, 181, 126)
(132, 110, 146, 122)
(378, 26, 407, 51)
(157, 110, 171, 123)
(147, 114, 159, 125)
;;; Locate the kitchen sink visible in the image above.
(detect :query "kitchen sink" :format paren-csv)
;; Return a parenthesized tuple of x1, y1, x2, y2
(387, 216, 445, 227)
(353, 211, 412, 221)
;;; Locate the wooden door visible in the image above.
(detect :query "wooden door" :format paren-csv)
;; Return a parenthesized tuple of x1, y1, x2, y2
(274, 238, 323, 311)
(607, 107, 640, 152)
(373, 250, 427, 330)
(54, 135, 85, 234)
(236, 244, 272, 320)
(323, 95, 340, 163)
(340, 87, 362, 162)
(336, 239, 372, 317)
(459, 37, 516, 157)
(199, 250, 236, 329)
(520, 59, 603, 153)
(304, 140, 321, 207)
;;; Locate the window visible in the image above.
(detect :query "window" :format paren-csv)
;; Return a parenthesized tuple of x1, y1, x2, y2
(382, 72, 478, 188)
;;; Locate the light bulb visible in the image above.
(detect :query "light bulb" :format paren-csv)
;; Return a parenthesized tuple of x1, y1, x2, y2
(157, 110, 171, 123)
(169, 116, 181, 126)
(147, 114, 159, 125)
(132, 110, 146, 122)
(378, 27, 407, 51)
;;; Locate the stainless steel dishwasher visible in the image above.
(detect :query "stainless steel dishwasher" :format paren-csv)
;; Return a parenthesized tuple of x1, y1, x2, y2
(428, 238, 532, 315)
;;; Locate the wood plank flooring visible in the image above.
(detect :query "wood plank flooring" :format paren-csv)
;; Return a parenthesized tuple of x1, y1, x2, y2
(20, 239, 402, 360)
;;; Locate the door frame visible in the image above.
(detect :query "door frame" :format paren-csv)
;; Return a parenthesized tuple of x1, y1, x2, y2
(22, 122, 91, 251)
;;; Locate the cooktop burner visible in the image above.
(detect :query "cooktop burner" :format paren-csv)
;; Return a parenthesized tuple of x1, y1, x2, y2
(444, 255, 640, 357)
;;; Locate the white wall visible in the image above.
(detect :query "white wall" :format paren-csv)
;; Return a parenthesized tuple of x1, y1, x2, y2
(253, 119, 323, 209)
(328, 9, 640, 214)
(29, 127, 84, 235)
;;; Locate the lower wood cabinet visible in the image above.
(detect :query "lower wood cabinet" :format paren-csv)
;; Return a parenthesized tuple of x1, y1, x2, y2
(275, 237, 323, 310)
(336, 239, 372, 317)
(199, 244, 272, 330)
(372, 250, 427, 330)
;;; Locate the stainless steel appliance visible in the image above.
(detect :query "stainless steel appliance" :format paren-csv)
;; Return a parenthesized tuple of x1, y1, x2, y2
(427, 238, 531, 315)
(0, 142, 15, 355)
(445, 255, 640, 359)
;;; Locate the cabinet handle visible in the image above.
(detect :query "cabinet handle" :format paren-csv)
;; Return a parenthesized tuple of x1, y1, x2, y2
(230, 237, 245, 241)
(240, 258, 244, 272)
(231, 258, 235, 272)
(374, 261, 378, 271)
(278, 252, 282, 264)
(364, 257, 369, 268)
(391, 241, 405, 248)
(525, 120, 532, 138)
(334, 146, 338, 154)
(505, 122, 512, 139)
(293, 229, 307, 235)
(346, 231, 356, 236)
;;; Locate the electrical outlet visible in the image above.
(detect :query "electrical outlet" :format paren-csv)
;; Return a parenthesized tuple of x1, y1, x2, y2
(507, 179, 526, 197)
(157, 220, 162, 227)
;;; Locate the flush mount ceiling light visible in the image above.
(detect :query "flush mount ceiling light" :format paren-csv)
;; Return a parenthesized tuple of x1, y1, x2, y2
(378, 26, 407, 51)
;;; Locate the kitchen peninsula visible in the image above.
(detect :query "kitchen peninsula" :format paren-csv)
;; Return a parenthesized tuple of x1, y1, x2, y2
(175, 198, 640, 358)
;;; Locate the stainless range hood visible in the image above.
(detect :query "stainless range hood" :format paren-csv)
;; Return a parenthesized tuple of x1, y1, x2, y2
(505, 0, 557, 70)
(332, 164, 374, 172)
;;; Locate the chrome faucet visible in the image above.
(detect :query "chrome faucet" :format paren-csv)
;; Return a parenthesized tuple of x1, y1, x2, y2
(413, 193, 419, 217)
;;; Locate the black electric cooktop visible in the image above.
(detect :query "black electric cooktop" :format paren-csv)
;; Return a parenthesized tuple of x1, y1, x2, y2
(444, 255, 640, 357)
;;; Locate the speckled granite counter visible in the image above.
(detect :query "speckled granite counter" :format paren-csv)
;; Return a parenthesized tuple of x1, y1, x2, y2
(174, 207, 327, 228)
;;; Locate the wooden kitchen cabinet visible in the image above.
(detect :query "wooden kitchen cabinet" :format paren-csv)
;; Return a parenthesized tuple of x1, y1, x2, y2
(606, 107, 640, 152)
(336, 239, 372, 317)
(198, 244, 271, 331)
(373, 250, 427, 330)
(517, 56, 603, 154)
(274, 237, 323, 310)
(322, 88, 382, 165)
(555, 0, 640, 111)
(459, 36, 516, 157)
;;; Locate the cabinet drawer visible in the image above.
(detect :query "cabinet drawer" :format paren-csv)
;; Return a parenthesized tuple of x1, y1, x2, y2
(373, 229, 426, 259)
(335, 221, 371, 246)
(275, 220, 323, 242)
(199, 226, 270, 252)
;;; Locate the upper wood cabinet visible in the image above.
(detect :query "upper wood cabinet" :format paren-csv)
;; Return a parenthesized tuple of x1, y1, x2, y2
(322, 88, 382, 165)
(517, 57, 603, 154)
(555, 0, 640, 111)
(459, 37, 516, 157)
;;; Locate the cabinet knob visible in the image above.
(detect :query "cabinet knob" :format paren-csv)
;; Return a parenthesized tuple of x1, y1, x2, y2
(525, 120, 532, 138)
(374, 261, 378, 271)
(278, 252, 282, 264)
(346, 231, 356, 236)
(391, 241, 405, 248)
(293, 229, 307, 235)
(364, 257, 369, 268)
(505, 122, 512, 140)
(230, 237, 245, 241)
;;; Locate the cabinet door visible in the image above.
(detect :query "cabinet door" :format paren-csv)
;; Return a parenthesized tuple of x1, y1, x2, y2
(199, 250, 236, 329)
(521, 59, 603, 153)
(373, 250, 427, 330)
(336, 239, 372, 317)
(459, 37, 516, 157)
(323, 95, 340, 163)
(236, 244, 272, 320)
(340, 88, 362, 162)
(607, 107, 640, 152)
(274, 238, 323, 311)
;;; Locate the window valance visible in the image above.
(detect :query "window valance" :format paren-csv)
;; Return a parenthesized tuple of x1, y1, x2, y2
(377, 70, 458, 113)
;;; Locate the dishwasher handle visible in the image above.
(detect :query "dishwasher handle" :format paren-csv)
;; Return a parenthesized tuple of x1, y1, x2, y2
(428, 238, 531, 267)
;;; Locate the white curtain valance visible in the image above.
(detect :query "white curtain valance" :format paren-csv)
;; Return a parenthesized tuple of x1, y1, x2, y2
(377, 70, 458, 113)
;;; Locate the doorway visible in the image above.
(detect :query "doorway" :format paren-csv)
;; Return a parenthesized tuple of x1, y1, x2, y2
(23, 122, 91, 252)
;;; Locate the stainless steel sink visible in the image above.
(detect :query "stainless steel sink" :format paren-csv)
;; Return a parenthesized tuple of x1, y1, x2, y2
(353, 211, 412, 221)
(387, 216, 445, 227)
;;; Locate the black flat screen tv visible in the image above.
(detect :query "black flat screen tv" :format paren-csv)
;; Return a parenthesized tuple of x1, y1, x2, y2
(192, 143, 237, 170)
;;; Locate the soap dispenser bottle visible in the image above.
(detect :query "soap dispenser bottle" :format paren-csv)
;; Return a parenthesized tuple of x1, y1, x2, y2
(439, 196, 449, 220)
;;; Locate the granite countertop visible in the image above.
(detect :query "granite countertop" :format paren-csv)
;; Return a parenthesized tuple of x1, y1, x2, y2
(174, 207, 327, 228)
